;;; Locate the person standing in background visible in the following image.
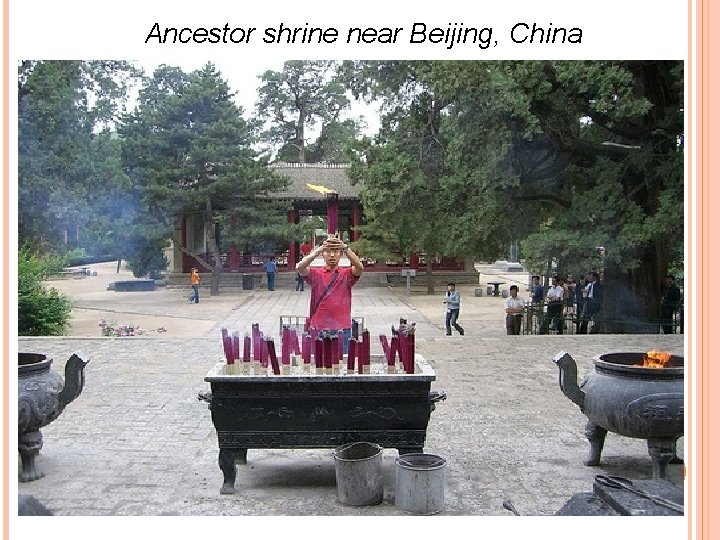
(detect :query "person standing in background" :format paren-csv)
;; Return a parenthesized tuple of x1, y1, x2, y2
(578, 271, 603, 334)
(541, 276, 565, 334)
(529, 275, 545, 333)
(190, 267, 201, 303)
(530, 275, 544, 305)
(505, 285, 525, 335)
(264, 257, 277, 291)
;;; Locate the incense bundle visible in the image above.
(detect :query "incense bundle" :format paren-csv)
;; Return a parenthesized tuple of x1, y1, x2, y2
(395, 322, 416, 373)
(361, 329, 370, 365)
(407, 329, 415, 374)
(243, 334, 251, 362)
(302, 333, 312, 364)
(252, 323, 261, 361)
(281, 326, 291, 365)
(260, 335, 268, 368)
(232, 331, 240, 361)
(291, 329, 301, 355)
(331, 335, 341, 366)
(323, 336, 332, 370)
(388, 335, 398, 367)
(221, 331, 234, 364)
(315, 337, 324, 369)
(266, 338, 281, 375)
(347, 338, 356, 371)
(379, 335, 390, 360)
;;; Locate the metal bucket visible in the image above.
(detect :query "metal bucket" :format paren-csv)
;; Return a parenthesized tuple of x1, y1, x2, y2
(334, 442, 384, 506)
(395, 453, 446, 515)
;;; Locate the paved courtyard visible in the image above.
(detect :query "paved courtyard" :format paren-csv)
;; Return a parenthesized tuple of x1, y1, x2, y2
(17, 263, 686, 528)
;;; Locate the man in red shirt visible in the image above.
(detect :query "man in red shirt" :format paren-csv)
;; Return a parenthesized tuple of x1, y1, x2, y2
(297, 235, 363, 347)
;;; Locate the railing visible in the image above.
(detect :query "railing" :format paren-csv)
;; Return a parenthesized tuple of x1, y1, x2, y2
(186, 251, 465, 273)
(279, 315, 366, 337)
(520, 302, 684, 335)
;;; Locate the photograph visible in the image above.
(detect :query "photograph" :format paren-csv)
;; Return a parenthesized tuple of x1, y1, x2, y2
(6, 1, 701, 539)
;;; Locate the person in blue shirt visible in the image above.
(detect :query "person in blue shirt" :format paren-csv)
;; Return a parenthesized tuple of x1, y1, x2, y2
(529, 275, 545, 332)
(530, 275, 544, 304)
(264, 257, 277, 291)
(443, 282, 465, 336)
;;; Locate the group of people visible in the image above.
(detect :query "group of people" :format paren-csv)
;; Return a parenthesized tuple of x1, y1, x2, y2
(188, 251, 682, 338)
(507, 271, 682, 335)
(502, 271, 605, 335)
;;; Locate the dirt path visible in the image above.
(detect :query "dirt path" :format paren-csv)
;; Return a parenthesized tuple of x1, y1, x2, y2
(45, 261, 241, 338)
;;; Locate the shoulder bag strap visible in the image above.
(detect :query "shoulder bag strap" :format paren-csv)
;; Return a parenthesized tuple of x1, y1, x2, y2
(308, 271, 341, 323)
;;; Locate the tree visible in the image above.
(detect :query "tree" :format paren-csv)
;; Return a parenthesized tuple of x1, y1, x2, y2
(255, 61, 351, 162)
(343, 61, 508, 293)
(120, 63, 288, 295)
(18, 60, 140, 252)
(18, 247, 72, 336)
(345, 61, 683, 328)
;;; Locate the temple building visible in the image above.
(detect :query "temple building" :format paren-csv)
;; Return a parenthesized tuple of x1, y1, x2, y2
(167, 162, 477, 284)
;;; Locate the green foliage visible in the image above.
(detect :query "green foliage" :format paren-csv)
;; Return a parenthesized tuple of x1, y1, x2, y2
(346, 60, 683, 322)
(256, 61, 352, 162)
(18, 247, 72, 336)
(18, 61, 141, 252)
(120, 63, 289, 289)
(125, 239, 169, 279)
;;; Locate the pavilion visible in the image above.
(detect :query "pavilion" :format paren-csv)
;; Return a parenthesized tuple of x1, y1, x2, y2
(167, 162, 478, 285)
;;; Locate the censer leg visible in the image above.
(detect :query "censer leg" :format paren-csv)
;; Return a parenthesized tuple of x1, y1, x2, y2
(647, 438, 676, 480)
(235, 448, 248, 465)
(583, 420, 607, 466)
(669, 438, 684, 464)
(218, 449, 237, 494)
(18, 430, 44, 482)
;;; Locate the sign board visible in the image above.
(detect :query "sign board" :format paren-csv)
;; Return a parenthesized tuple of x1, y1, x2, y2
(400, 269, 417, 277)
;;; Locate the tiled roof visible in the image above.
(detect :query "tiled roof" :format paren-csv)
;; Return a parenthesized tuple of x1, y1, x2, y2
(268, 163, 362, 201)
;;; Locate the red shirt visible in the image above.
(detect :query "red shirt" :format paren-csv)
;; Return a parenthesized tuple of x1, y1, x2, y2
(306, 266, 359, 330)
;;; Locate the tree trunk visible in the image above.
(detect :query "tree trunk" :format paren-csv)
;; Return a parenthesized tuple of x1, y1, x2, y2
(599, 241, 669, 334)
(297, 113, 306, 163)
(205, 198, 223, 296)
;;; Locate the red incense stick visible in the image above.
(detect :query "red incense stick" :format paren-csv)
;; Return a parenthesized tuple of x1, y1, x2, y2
(347, 338, 356, 371)
(266, 338, 281, 375)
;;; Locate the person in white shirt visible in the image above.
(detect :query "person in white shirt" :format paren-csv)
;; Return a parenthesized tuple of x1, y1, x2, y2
(504, 285, 525, 335)
(541, 276, 565, 334)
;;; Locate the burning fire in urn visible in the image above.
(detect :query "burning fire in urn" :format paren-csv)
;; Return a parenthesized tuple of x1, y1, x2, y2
(638, 349, 673, 369)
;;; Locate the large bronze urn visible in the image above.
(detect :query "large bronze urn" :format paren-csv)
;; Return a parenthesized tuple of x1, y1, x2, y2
(554, 351, 683, 480)
(18, 353, 89, 482)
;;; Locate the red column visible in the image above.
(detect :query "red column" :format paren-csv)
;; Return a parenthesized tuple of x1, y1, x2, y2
(327, 194, 339, 235)
(351, 203, 360, 242)
(410, 252, 419, 269)
(287, 209, 298, 270)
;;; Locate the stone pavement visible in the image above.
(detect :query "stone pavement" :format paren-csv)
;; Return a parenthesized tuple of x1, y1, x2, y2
(17, 268, 686, 519)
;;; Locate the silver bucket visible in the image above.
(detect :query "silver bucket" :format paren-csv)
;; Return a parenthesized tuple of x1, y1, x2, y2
(333, 442, 384, 506)
(395, 453, 446, 515)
